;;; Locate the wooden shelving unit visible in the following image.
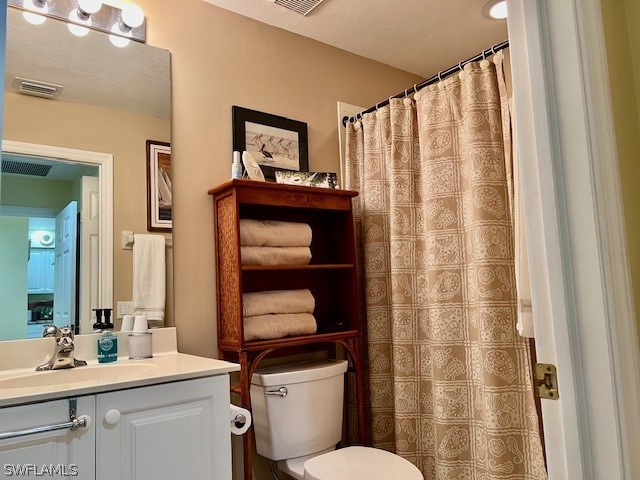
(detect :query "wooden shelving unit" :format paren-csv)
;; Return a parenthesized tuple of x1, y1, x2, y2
(209, 180, 365, 480)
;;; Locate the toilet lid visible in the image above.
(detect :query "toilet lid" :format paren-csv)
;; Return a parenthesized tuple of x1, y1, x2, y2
(303, 446, 423, 480)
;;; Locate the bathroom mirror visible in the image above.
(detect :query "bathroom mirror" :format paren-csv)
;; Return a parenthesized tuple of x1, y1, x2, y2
(0, 8, 172, 340)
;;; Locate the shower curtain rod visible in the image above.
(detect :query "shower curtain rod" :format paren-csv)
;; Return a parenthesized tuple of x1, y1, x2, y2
(342, 40, 509, 127)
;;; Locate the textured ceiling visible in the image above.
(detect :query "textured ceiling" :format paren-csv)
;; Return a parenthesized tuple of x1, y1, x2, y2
(4, 8, 171, 119)
(202, 0, 508, 77)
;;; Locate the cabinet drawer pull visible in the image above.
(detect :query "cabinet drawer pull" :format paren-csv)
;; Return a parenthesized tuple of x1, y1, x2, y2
(104, 409, 121, 426)
(265, 387, 288, 397)
(0, 398, 90, 441)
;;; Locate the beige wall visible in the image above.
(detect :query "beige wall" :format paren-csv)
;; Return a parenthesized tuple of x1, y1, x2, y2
(601, 0, 640, 337)
(1, 175, 74, 210)
(127, 0, 423, 357)
(3, 92, 172, 327)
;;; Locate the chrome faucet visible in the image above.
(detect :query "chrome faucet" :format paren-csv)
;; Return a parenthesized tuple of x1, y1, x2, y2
(36, 326, 87, 371)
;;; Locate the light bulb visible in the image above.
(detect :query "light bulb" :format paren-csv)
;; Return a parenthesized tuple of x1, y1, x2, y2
(23, 11, 46, 25)
(121, 3, 144, 29)
(23, 0, 47, 11)
(109, 24, 130, 47)
(77, 0, 102, 15)
(488, 0, 507, 19)
(68, 10, 90, 36)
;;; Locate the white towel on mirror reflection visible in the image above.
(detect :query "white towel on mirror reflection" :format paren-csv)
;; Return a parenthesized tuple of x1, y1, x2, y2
(240, 246, 311, 266)
(133, 234, 165, 326)
(243, 313, 317, 342)
(242, 289, 315, 317)
(239, 219, 312, 247)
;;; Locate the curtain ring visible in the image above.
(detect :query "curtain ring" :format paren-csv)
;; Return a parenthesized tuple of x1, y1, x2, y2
(375, 102, 381, 111)
(491, 44, 497, 55)
(458, 61, 464, 71)
(482, 49, 486, 61)
(438, 71, 443, 82)
(413, 83, 418, 94)
(404, 88, 409, 97)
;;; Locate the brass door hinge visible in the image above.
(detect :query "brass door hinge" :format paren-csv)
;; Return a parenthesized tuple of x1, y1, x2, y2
(535, 363, 559, 400)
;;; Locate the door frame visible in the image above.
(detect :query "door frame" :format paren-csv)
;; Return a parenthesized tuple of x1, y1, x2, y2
(1, 140, 114, 319)
(509, 0, 640, 478)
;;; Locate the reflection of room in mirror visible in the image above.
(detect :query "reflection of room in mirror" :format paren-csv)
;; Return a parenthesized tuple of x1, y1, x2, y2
(245, 121, 300, 171)
(1, 7, 173, 341)
(0, 153, 98, 340)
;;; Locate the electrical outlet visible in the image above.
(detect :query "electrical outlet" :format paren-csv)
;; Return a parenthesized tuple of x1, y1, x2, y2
(117, 301, 134, 318)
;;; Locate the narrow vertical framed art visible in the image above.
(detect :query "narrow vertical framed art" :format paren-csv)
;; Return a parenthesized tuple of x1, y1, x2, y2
(146, 140, 172, 232)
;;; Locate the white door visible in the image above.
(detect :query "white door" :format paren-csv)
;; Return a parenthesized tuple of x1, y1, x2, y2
(80, 176, 100, 333)
(96, 376, 232, 480)
(0, 396, 95, 479)
(509, 0, 640, 478)
(54, 201, 78, 329)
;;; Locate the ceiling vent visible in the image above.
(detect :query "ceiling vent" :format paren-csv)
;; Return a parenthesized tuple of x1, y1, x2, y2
(268, 0, 327, 16)
(1, 159, 53, 177)
(10, 77, 64, 99)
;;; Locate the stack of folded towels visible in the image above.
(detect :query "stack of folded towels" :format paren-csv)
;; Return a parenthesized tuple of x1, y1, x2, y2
(243, 289, 317, 341)
(240, 219, 312, 266)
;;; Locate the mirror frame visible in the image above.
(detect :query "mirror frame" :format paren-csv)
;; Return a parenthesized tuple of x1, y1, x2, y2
(1, 140, 114, 323)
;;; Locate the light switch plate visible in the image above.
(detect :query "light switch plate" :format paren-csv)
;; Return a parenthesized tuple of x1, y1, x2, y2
(117, 301, 134, 318)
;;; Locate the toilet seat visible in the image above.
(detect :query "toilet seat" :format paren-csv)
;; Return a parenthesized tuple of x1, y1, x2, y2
(303, 446, 423, 480)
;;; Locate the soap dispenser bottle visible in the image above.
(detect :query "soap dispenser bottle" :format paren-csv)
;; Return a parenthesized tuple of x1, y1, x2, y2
(97, 308, 118, 363)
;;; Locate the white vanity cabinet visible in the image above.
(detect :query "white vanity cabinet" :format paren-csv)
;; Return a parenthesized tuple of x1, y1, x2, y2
(0, 375, 233, 480)
(96, 376, 232, 480)
(0, 396, 95, 478)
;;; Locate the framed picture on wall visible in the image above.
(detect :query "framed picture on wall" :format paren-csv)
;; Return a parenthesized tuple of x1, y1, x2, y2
(146, 140, 172, 232)
(232, 106, 309, 181)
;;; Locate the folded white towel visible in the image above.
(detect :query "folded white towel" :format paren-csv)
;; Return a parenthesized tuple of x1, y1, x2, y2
(240, 246, 312, 266)
(243, 313, 317, 342)
(132, 234, 166, 326)
(240, 219, 312, 247)
(243, 289, 315, 317)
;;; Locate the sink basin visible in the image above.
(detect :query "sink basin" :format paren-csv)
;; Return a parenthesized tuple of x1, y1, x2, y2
(0, 363, 158, 389)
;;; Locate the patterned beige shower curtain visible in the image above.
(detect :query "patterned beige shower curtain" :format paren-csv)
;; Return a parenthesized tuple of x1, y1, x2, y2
(345, 54, 547, 479)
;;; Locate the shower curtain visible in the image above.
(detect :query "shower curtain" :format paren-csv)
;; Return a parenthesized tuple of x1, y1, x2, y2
(345, 53, 547, 479)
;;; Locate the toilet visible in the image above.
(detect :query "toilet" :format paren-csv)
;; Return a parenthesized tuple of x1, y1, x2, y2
(250, 359, 423, 480)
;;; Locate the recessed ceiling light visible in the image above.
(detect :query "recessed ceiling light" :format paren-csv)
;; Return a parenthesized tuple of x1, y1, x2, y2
(484, 0, 508, 20)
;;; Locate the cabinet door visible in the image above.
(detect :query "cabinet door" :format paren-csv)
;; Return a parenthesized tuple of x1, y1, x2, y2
(96, 376, 232, 480)
(0, 396, 95, 479)
(44, 249, 55, 293)
(27, 249, 45, 293)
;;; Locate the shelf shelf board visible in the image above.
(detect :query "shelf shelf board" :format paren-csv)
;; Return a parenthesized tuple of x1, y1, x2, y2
(241, 263, 354, 271)
(225, 329, 359, 352)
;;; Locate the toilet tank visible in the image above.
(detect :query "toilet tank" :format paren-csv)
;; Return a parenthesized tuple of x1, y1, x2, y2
(250, 359, 348, 461)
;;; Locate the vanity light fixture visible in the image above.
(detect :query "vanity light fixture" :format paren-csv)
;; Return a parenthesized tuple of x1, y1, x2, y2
(483, 0, 508, 20)
(9, 0, 146, 43)
(67, 0, 102, 37)
(109, 3, 144, 48)
(22, 0, 48, 25)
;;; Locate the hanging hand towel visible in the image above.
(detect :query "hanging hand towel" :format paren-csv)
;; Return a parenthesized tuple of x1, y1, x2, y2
(239, 219, 312, 247)
(242, 289, 315, 317)
(240, 246, 312, 266)
(133, 234, 166, 327)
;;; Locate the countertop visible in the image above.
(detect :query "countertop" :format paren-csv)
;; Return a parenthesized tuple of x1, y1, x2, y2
(0, 328, 240, 407)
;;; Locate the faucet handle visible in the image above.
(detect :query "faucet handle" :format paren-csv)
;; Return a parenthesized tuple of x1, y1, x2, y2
(42, 325, 59, 338)
(59, 326, 74, 338)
